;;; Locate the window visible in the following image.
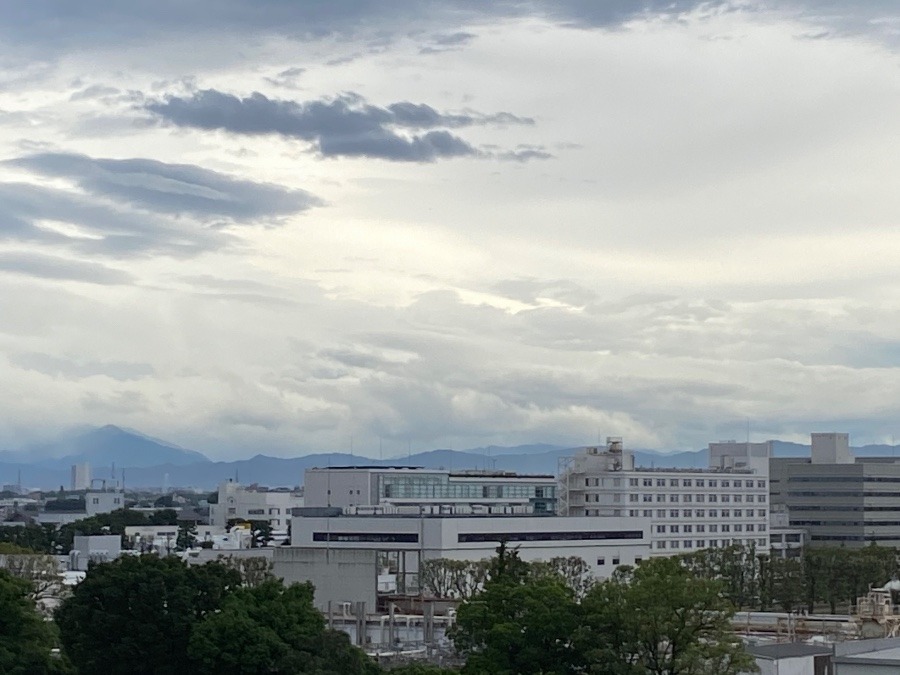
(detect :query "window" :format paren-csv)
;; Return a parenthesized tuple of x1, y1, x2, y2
(710, 524, 718, 533)
(656, 541, 666, 549)
(746, 495, 754, 503)
(113, 498, 120, 504)
(721, 509, 730, 517)
(657, 479, 666, 487)
(696, 494, 705, 503)
(643, 494, 653, 502)
(684, 524, 693, 533)
(657, 494, 666, 502)
(669, 494, 679, 502)
(635, 557, 643, 565)
(683, 479, 692, 487)
(734, 524, 743, 532)
(709, 480, 718, 488)
(670, 525, 680, 533)
(643, 478, 652, 487)
(722, 524, 731, 532)
(697, 524, 705, 532)
(629, 478, 638, 487)
(734, 509, 742, 517)
(733, 480, 742, 488)
(746, 524, 755, 532)
(657, 510, 666, 518)
(734, 495, 742, 503)
(696, 540, 705, 548)
(709, 509, 718, 518)
(643, 510, 652, 517)
(629, 494, 639, 502)
(683, 540, 693, 548)
(656, 525, 666, 533)
(759, 524, 767, 532)
(721, 480, 730, 488)
(683, 509, 692, 518)
(758, 538, 767, 546)
(696, 509, 705, 517)
(757, 480, 766, 489)
(696, 479, 705, 488)
(670, 540, 680, 549)
(709, 494, 718, 503)
(92, 498, 99, 505)
(721, 495, 731, 503)
(669, 479, 679, 487)
(758, 509, 767, 518)
(683, 494, 692, 503)
(612, 557, 620, 565)
(669, 509, 679, 518)
(758, 495, 767, 503)
(248, 509, 265, 515)
(585, 479, 590, 487)
(269, 508, 280, 515)
(597, 557, 606, 565)
(629, 510, 638, 517)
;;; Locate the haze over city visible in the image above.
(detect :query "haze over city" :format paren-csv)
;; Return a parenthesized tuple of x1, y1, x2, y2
(2, 1, 899, 460)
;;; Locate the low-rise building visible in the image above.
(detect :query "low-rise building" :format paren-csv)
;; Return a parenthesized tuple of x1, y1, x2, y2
(209, 481, 303, 531)
(304, 466, 557, 514)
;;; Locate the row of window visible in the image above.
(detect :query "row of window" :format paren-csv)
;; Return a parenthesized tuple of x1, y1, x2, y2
(656, 538, 768, 550)
(625, 508, 768, 519)
(628, 478, 766, 489)
(626, 493, 765, 504)
(655, 523, 765, 534)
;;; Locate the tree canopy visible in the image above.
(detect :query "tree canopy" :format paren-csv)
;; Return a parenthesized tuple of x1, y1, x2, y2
(0, 569, 67, 674)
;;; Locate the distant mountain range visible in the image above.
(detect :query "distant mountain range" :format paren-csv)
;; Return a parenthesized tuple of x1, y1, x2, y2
(1, 426, 899, 491)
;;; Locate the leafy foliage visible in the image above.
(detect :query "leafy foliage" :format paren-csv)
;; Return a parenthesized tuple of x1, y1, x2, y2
(578, 557, 756, 675)
(55, 555, 241, 675)
(453, 544, 582, 675)
(0, 569, 68, 674)
(189, 579, 380, 675)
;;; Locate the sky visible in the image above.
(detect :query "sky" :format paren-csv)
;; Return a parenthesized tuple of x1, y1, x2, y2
(1, 1, 899, 459)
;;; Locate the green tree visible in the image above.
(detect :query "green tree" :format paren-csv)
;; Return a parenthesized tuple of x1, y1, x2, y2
(188, 579, 379, 674)
(0, 569, 65, 674)
(578, 557, 757, 675)
(177, 521, 199, 550)
(452, 544, 581, 675)
(56, 555, 241, 675)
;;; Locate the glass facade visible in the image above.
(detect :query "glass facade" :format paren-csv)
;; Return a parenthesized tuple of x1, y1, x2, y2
(377, 473, 557, 513)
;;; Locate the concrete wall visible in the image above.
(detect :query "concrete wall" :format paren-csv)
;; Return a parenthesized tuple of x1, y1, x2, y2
(754, 655, 819, 675)
(273, 547, 377, 612)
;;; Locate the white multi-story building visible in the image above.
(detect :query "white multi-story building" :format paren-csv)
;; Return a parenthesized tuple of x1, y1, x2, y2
(559, 438, 770, 555)
(303, 466, 557, 514)
(209, 481, 303, 530)
(289, 511, 650, 582)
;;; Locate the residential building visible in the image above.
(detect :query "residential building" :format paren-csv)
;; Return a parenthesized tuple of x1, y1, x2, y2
(559, 437, 770, 555)
(208, 480, 303, 531)
(85, 487, 124, 516)
(770, 432, 900, 547)
(69, 534, 121, 571)
(303, 466, 557, 514)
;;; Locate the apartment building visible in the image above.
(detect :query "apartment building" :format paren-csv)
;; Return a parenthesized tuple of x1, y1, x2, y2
(303, 466, 557, 514)
(559, 438, 770, 555)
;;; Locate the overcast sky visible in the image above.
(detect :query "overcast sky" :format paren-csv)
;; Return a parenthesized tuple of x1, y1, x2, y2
(1, 1, 899, 459)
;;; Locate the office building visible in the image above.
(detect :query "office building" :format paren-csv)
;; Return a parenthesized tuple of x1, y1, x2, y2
(208, 481, 303, 531)
(303, 466, 557, 514)
(559, 437, 770, 555)
(770, 432, 900, 547)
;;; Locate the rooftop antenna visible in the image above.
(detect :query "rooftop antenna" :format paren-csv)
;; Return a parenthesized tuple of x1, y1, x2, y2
(349, 434, 354, 461)
(379, 437, 383, 462)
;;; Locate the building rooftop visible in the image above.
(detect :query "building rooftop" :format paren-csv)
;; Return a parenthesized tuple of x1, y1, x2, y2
(747, 643, 832, 659)
(306, 466, 554, 479)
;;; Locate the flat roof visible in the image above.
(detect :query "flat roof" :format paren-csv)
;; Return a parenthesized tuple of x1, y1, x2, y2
(748, 643, 832, 659)
(836, 646, 900, 664)
(306, 466, 554, 478)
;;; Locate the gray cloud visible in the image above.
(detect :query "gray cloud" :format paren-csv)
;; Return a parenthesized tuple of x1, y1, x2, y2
(146, 90, 536, 162)
(8, 152, 320, 220)
(10, 352, 155, 380)
(0, 251, 134, 284)
(0, 152, 320, 260)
